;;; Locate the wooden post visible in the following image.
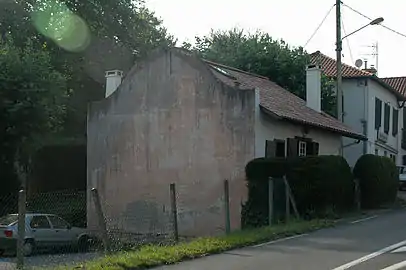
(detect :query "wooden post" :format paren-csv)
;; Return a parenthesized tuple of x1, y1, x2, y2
(283, 177, 300, 219)
(285, 179, 290, 222)
(169, 183, 179, 242)
(224, 180, 231, 234)
(91, 188, 110, 252)
(268, 177, 274, 225)
(354, 178, 361, 211)
(16, 189, 26, 269)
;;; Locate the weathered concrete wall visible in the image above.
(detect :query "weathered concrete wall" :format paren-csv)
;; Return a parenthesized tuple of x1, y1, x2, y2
(87, 49, 255, 237)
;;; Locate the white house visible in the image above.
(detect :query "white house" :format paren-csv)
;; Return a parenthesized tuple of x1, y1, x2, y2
(311, 51, 406, 167)
(381, 76, 406, 165)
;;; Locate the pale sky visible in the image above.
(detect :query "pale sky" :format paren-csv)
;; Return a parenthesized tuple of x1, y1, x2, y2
(145, 0, 406, 78)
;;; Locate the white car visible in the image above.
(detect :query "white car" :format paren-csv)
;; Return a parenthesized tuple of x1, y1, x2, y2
(398, 165, 406, 191)
(0, 213, 90, 256)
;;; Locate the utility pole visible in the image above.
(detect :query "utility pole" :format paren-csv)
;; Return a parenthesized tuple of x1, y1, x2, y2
(336, 0, 343, 156)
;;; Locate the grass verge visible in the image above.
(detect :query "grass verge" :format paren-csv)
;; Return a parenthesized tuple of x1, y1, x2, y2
(54, 219, 334, 270)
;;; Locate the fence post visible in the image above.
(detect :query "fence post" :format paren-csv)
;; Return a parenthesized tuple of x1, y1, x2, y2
(283, 176, 300, 219)
(354, 178, 361, 211)
(268, 177, 274, 225)
(91, 188, 110, 252)
(224, 179, 231, 234)
(285, 179, 290, 222)
(169, 183, 179, 242)
(16, 189, 26, 269)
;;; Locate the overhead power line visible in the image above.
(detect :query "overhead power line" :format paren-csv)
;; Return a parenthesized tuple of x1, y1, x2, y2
(303, 4, 335, 48)
(341, 16, 354, 64)
(342, 2, 406, 39)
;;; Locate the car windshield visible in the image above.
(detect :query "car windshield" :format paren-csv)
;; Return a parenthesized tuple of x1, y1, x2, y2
(0, 214, 18, 226)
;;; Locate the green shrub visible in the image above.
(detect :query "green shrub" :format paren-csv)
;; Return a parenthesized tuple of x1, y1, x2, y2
(353, 154, 398, 209)
(242, 158, 288, 228)
(242, 155, 355, 227)
(286, 155, 355, 218)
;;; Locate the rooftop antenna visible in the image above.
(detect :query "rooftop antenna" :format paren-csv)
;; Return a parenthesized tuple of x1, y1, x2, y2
(360, 41, 379, 75)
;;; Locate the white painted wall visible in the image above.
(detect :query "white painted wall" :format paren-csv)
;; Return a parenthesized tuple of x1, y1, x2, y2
(253, 89, 341, 158)
(342, 78, 402, 166)
(341, 79, 368, 167)
(367, 80, 399, 159)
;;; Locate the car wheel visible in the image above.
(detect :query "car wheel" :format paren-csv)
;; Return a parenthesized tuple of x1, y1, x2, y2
(77, 236, 89, 253)
(23, 240, 35, 257)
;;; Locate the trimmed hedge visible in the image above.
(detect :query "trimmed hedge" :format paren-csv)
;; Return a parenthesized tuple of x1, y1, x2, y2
(242, 155, 355, 227)
(353, 154, 398, 209)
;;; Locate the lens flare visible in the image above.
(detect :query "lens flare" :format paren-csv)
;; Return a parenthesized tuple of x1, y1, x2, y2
(31, 0, 91, 52)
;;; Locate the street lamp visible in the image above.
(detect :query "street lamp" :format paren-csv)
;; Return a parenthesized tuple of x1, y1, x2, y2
(336, 2, 383, 157)
(341, 17, 384, 40)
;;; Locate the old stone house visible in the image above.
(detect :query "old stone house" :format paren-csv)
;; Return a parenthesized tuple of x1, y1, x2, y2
(87, 48, 365, 237)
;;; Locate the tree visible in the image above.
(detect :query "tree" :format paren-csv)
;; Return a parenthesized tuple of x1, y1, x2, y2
(188, 29, 336, 116)
(0, 0, 176, 138)
(0, 39, 67, 194)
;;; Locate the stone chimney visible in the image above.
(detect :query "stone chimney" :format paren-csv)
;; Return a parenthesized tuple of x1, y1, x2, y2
(306, 64, 322, 112)
(105, 70, 123, 98)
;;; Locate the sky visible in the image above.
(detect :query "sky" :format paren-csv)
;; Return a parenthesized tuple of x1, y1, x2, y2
(144, 0, 406, 78)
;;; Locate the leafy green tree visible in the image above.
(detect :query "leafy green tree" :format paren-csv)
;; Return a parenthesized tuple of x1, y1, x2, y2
(0, 39, 67, 193)
(0, 0, 175, 138)
(188, 29, 336, 116)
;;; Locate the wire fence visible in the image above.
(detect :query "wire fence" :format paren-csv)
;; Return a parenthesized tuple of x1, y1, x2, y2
(88, 179, 235, 251)
(0, 180, 236, 269)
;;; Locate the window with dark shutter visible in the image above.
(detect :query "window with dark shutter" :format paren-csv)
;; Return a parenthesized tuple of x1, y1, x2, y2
(403, 109, 406, 128)
(375, 98, 382, 129)
(265, 140, 276, 158)
(393, 108, 399, 136)
(286, 138, 299, 157)
(384, 103, 390, 134)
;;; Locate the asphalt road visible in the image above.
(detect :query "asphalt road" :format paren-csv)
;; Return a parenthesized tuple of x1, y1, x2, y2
(1, 208, 406, 269)
(155, 209, 406, 270)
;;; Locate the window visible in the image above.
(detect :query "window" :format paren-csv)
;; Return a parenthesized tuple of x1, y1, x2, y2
(298, 141, 307, 156)
(30, 216, 51, 229)
(375, 149, 379, 155)
(47, 215, 70, 229)
(275, 141, 286, 158)
(390, 154, 396, 163)
(384, 103, 390, 134)
(384, 150, 388, 157)
(393, 108, 399, 136)
(375, 98, 382, 129)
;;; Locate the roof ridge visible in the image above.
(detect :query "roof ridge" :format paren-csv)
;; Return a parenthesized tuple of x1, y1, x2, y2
(311, 51, 372, 76)
(203, 59, 269, 80)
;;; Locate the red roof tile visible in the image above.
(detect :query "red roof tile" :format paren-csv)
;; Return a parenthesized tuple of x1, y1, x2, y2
(381, 77, 406, 96)
(204, 60, 365, 140)
(310, 51, 406, 100)
(310, 51, 372, 78)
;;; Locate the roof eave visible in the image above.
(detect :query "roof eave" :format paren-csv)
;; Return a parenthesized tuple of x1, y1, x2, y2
(260, 106, 367, 141)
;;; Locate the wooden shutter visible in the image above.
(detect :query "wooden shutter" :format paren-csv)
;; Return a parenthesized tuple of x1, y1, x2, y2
(305, 141, 320, 156)
(286, 138, 299, 157)
(265, 140, 276, 158)
(393, 108, 399, 136)
(313, 142, 320, 156)
(375, 98, 382, 129)
(384, 103, 390, 134)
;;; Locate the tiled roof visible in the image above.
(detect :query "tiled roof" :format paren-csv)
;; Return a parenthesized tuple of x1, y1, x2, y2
(204, 60, 366, 140)
(310, 51, 406, 100)
(310, 51, 372, 78)
(381, 77, 406, 96)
